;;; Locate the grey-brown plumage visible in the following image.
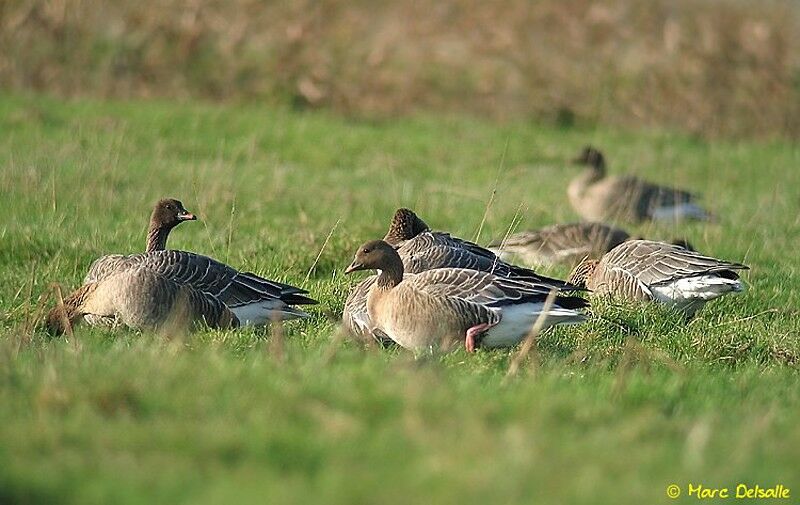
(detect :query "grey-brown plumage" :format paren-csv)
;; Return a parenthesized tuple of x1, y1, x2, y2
(342, 275, 393, 346)
(46, 267, 238, 335)
(568, 146, 710, 222)
(342, 208, 576, 343)
(47, 250, 316, 335)
(86, 198, 197, 283)
(48, 199, 316, 335)
(344, 240, 587, 352)
(568, 239, 748, 317)
(488, 222, 631, 267)
(385, 208, 571, 286)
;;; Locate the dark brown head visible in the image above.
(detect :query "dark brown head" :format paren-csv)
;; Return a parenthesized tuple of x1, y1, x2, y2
(572, 146, 606, 172)
(567, 258, 599, 289)
(45, 306, 73, 336)
(43, 283, 96, 336)
(383, 208, 430, 245)
(147, 198, 196, 252)
(345, 240, 403, 276)
(151, 198, 196, 230)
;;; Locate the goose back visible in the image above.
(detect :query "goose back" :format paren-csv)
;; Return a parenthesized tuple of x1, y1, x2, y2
(489, 222, 631, 267)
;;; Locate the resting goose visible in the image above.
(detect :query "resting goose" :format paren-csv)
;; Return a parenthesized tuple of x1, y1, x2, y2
(345, 240, 588, 352)
(47, 199, 316, 334)
(567, 239, 748, 317)
(48, 249, 316, 335)
(85, 198, 197, 283)
(568, 146, 711, 222)
(489, 222, 697, 268)
(342, 208, 575, 343)
(489, 222, 631, 268)
(46, 266, 238, 334)
(385, 208, 564, 281)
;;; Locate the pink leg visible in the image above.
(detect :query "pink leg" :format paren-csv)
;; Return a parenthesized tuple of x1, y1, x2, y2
(465, 323, 492, 353)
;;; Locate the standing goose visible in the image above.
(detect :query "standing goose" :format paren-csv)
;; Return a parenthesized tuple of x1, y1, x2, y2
(567, 239, 748, 317)
(85, 198, 197, 283)
(343, 208, 575, 344)
(488, 222, 631, 268)
(344, 240, 588, 352)
(568, 146, 711, 222)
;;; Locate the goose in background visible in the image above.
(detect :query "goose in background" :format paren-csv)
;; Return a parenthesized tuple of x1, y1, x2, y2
(567, 239, 747, 317)
(489, 222, 631, 268)
(489, 221, 696, 268)
(568, 146, 711, 223)
(344, 240, 587, 352)
(343, 208, 576, 344)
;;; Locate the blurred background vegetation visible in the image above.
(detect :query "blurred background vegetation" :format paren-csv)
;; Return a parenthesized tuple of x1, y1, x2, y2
(2, 0, 798, 138)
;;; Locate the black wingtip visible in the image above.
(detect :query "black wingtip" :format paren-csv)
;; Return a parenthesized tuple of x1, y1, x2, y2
(282, 294, 319, 305)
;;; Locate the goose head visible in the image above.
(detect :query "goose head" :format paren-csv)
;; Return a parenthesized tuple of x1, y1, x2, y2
(147, 198, 197, 252)
(572, 146, 606, 175)
(344, 240, 403, 282)
(383, 208, 430, 245)
(151, 198, 197, 230)
(567, 258, 600, 289)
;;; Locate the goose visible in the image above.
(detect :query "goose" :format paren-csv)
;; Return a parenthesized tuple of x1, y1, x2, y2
(85, 198, 197, 284)
(488, 222, 697, 268)
(47, 199, 316, 334)
(344, 240, 588, 352)
(488, 222, 631, 268)
(342, 208, 575, 343)
(46, 265, 238, 334)
(385, 208, 564, 281)
(47, 250, 317, 335)
(568, 146, 711, 222)
(567, 239, 748, 317)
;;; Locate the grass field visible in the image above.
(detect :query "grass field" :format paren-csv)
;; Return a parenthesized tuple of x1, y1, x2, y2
(1, 93, 799, 504)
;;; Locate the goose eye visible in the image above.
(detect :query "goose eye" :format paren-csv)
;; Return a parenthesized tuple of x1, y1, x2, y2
(362, 248, 369, 254)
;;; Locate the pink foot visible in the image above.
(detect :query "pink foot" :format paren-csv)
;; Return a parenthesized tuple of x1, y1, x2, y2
(465, 323, 492, 353)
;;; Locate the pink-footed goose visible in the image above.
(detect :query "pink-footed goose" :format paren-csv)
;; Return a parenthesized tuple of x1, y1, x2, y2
(489, 222, 696, 268)
(85, 198, 197, 284)
(567, 239, 747, 318)
(47, 201, 316, 335)
(489, 222, 631, 268)
(568, 146, 711, 222)
(344, 240, 587, 352)
(343, 208, 576, 344)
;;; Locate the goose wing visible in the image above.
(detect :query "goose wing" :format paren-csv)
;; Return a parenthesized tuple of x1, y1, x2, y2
(602, 240, 748, 287)
(109, 250, 316, 307)
(406, 268, 579, 308)
(399, 232, 576, 289)
(84, 254, 138, 283)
